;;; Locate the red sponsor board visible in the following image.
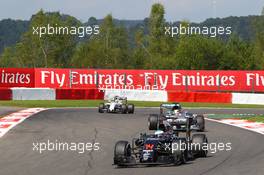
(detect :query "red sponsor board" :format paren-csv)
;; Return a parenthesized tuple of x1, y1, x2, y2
(56, 89, 104, 100)
(0, 88, 12, 100)
(1, 68, 264, 92)
(0, 68, 35, 87)
(34, 68, 70, 88)
(168, 92, 232, 103)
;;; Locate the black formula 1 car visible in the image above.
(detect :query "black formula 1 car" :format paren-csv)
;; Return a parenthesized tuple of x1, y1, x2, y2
(98, 96, 134, 114)
(148, 103, 205, 132)
(113, 117, 208, 167)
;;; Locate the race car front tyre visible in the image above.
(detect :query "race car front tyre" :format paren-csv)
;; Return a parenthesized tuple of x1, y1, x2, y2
(148, 114, 159, 130)
(192, 134, 208, 157)
(127, 104, 134, 114)
(196, 115, 205, 131)
(98, 103, 105, 113)
(114, 141, 131, 165)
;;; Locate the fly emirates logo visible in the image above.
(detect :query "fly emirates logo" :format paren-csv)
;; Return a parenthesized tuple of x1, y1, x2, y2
(39, 71, 264, 88)
(40, 71, 134, 87)
(0, 70, 31, 84)
(41, 71, 66, 87)
(144, 72, 264, 87)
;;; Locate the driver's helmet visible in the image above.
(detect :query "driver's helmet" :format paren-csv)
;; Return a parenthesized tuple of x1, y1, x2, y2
(154, 130, 164, 137)
(113, 96, 119, 101)
(172, 104, 182, 114)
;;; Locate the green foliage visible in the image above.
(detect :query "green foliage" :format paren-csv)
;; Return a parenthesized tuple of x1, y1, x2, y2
(1, 10, 78, 67)
(130, 29, 147, 69)
(199, 16, 255, 41)
(252, 15, 264, 69)
(149, 3, 165, 41)
(146, 3, 177, 69)
(0, 47, 20, 67)
(71, 14, 129, 69)
(0, 19, 29, 54)
(219, 35, 256, 70)
(175, 35, 224, 70)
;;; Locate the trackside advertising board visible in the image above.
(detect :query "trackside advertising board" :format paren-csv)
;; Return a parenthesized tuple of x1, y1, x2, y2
(1, 68, 264, 92)
(0, 68, 35, 87)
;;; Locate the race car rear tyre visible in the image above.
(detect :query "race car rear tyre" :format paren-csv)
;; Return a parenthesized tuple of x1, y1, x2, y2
(192, 134, 208, 157)
(98, 103, 104, 113)
(127, 104, 134, 114)
(114, 141, 131, 165)
(121, 104, 127, 114)
(196, 115, 205, 131)
(148, 114, 159, 130)
(172, 140, 187, 165)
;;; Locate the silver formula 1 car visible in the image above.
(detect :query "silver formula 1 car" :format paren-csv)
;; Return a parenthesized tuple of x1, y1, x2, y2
(98, 96, 134, 114)
(148, 103, 205, 132)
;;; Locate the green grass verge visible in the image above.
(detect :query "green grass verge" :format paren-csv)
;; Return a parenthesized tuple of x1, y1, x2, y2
(242, 116, 264, 122)
(0, 100, 264, 108)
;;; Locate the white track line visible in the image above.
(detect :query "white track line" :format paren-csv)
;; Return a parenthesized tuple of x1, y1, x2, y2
(206, 118, 264, 135)
(0, 108, 47, 138)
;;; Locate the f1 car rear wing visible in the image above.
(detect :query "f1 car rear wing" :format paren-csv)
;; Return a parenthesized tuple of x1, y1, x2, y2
(160, 103, 181, 114)
(160, 103, 180, 108)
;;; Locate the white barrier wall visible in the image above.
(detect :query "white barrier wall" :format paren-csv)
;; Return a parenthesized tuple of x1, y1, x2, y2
(232, 93, 264, 105)
(104, 89, 168, 102)
(6, 87, 264, 105)
(11, 88, 56, 100)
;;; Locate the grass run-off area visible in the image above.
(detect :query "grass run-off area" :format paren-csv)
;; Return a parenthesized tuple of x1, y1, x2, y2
(242, 116, 264, 123)
(0, 100, 264, 108)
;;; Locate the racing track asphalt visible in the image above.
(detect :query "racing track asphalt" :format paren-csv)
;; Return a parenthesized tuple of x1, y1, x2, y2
(0, 106, 24, 116)
(0, 108, 264, 175)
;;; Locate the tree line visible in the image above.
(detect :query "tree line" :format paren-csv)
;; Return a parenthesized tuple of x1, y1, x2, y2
(0, 4, 264, 70)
